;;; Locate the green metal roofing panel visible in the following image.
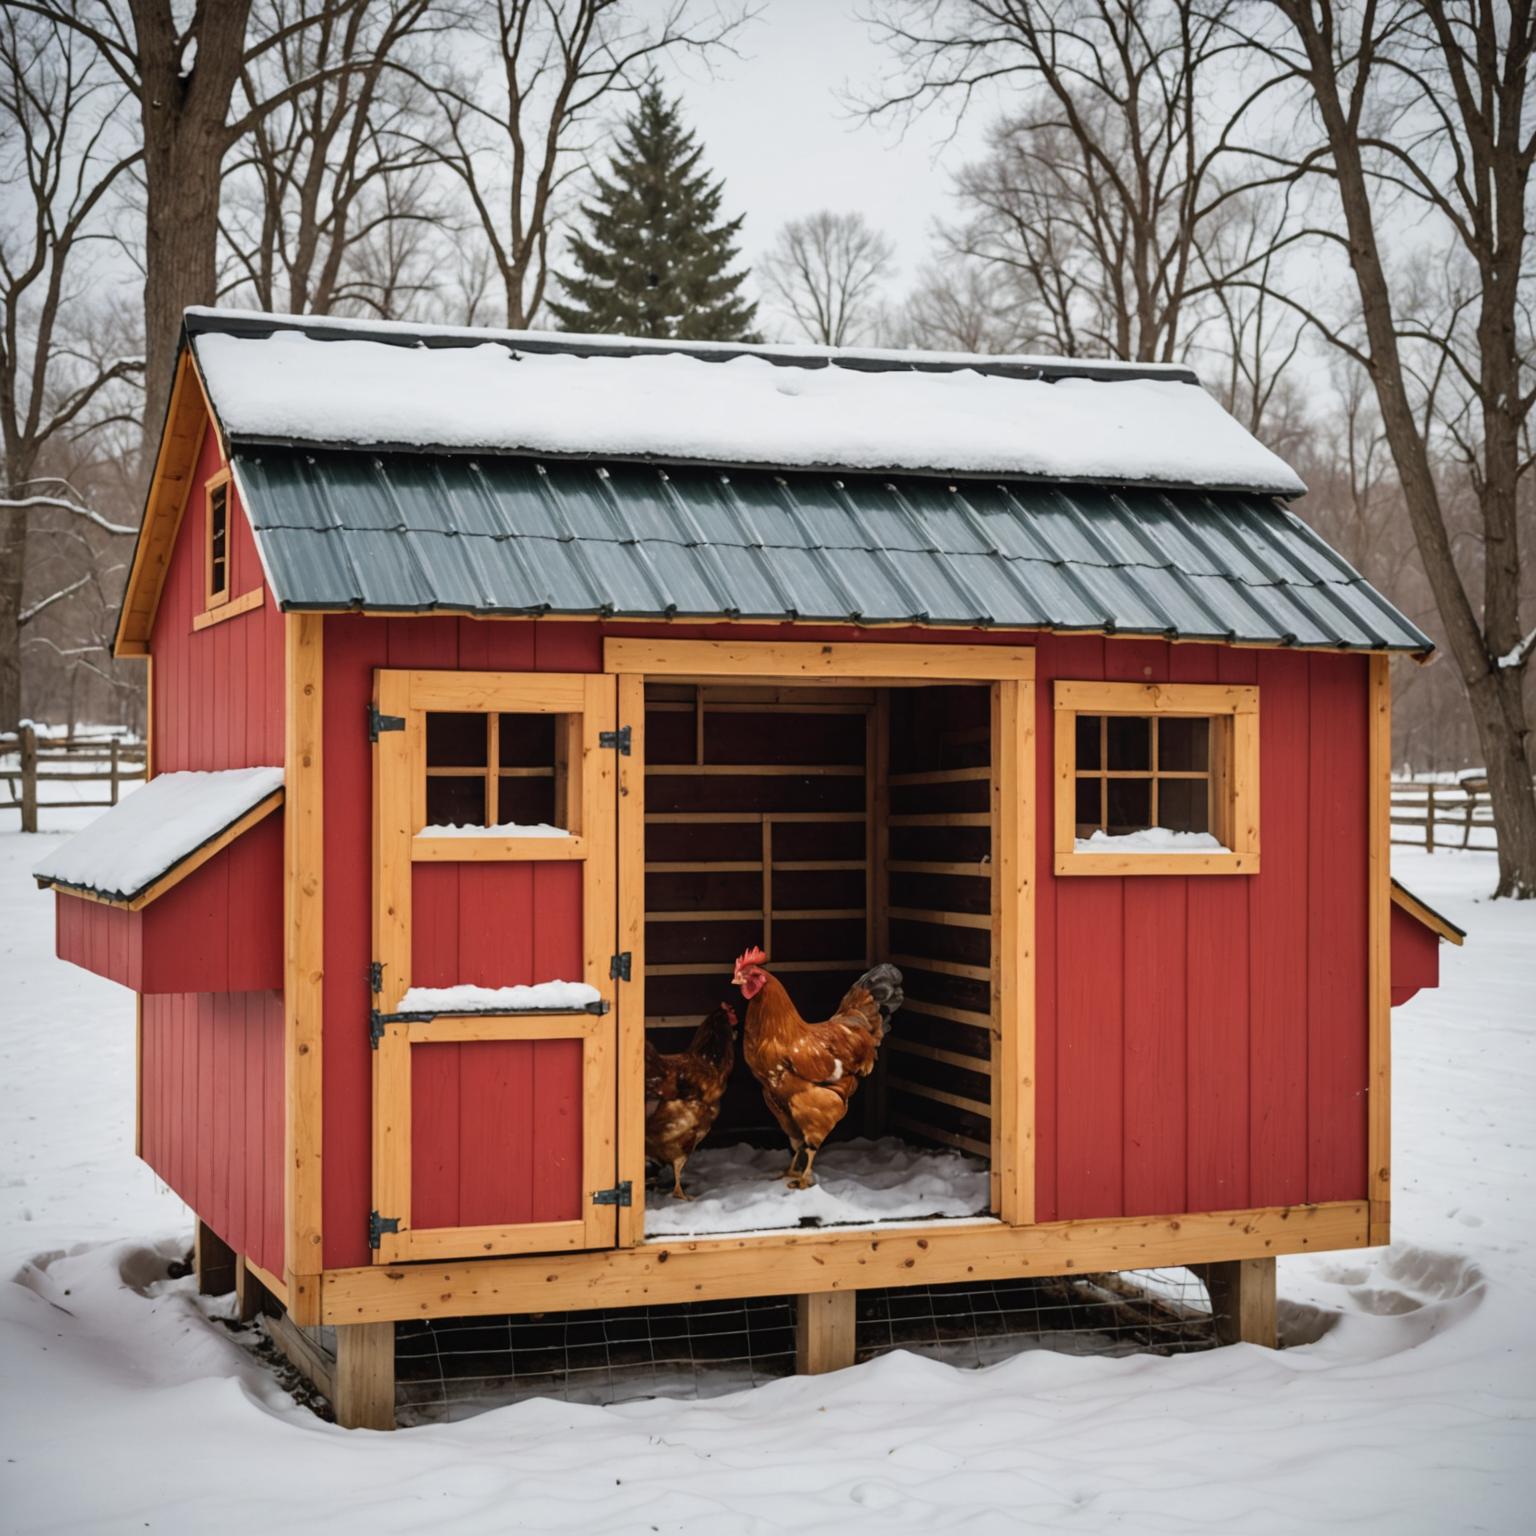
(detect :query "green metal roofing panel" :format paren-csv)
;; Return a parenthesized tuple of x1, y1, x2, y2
(232, 447, 1433, 651)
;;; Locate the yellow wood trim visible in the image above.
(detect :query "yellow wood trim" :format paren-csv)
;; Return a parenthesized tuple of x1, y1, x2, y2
(891, 1114, 990, 1158)
(1390, 882, 1464, 945)
(1053, 851, 1260, 877)
(887, 859, 991, 878)
(203, 466, 233, 610)
(406, 669, 587, 713)
(320, 1200, 1370, 1323)
(41, 790, 284, 911)
(903, 997, 993, 1028)
(192, 585, 264, 631)
(1054, 681, 1258, 715)
(797, 1289, 857, 1374)
(371, 1021, 412, 1265)
(603, 638, 1037, 682)
(888, 953, 991, 982)
(888, 766, 992, 786)
(894, 1078, 992, 1118)
(616, 672, 647, 1247)
(887, 813, 991, 827)
(410, 834, 586, 862)
(887, 904, 990, 930)
(1368, 654, 1392, 1241)
(395, 1013, 602, 1044)
(394, 1220, 591, 1261)
(284, 613, 325, 1317)
(244, 1255, 288, 1306)
(888, 1036, 993, 1074)
(145, 653, 154, 777)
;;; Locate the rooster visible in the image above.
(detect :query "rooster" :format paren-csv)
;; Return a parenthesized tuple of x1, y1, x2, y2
(643, 1003, 737, 1199)
(733, 947, 903, 1188)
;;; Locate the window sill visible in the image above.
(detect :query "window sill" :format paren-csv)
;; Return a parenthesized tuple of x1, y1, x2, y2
(192, 587, 264, 631)
(1054, 849, 1259, 877)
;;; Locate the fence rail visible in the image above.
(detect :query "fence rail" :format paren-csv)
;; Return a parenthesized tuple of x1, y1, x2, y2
(1390, 777, 1497, 852)
(1, 725, 146, 832)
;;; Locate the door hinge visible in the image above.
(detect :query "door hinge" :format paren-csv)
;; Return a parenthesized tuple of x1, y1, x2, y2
(592, 1181, 632, 1208)
(598, 725, 631, 754)
(369, 1210, 400, 1249)
(368, 960, 383, 994)
(609, 950, 632, 982)
(369, 1009, 386, 1049)
(368, 701, 405, 742)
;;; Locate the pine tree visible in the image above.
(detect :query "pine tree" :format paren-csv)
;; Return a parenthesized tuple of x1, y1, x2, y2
(550, 87, 758, 341)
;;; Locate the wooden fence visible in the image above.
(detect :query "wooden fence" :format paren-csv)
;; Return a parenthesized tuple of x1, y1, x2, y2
(1, 725, 146, 832)
(1390, 777, 1497, 852)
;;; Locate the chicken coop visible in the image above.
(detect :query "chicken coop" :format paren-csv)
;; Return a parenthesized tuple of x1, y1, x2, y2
(35, 309, 1466, 1429)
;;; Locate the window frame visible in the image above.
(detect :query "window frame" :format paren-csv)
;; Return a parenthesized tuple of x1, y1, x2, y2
(204, 468, 232, 609)
(1053, 680, 1260, 877)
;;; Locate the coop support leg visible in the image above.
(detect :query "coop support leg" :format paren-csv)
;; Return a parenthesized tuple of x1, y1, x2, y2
(1200, 1258, 1277, 1348)
(797, 1290, 857, 1375)
(193, 1219, 236, 1296)
(333, 1321, 396, 1431)
(233, 1255, 270, 1322)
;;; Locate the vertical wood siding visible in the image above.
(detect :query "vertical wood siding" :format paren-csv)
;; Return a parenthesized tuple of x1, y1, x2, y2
(140, 990, 284, 1274)
(1389, 905, 1440, 1004)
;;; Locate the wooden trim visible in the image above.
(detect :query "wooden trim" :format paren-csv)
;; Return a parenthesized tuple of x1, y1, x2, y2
(617, 673, 647, 1247)
(264, 1311, 335, 1402)
(888, 904, 990, 930)
(888, 953, 990, 982)
(887, 766, 991, 786)
(192, 585, 265, 631)
(1390, 880, 1465, 945)
(646, 763, 865, 777)
(797, 1290, 857, 1374)
(284, 612, 325, 1321)
(603, 638, 1037, 682)
(41, 790, 285, 911)
(332, 1321, 396, 1431)
(903, 997, 993, 1028)
(887, 859, 991, 877)
(244, 1255, 288, 1306)
(891, 1114, 990, 1158)
(406, 669, 587, 713)
(889, 1037, 993, 1074)
(203, 466, 233, 609)
(895, 1078, 992, 1117)
(319, 1200, 1370, 1323)
(399, 1013, 603, 1044)
(1199, 1258, 1277, 1348)
(1053, 677, 1260, 878)
(1368, 654, 1392, 1246)
(410, 833, 586, 862)
(394, 1219, 590, 1261)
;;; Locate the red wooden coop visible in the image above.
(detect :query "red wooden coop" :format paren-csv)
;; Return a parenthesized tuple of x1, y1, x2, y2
(35, 309, 1464, 1428)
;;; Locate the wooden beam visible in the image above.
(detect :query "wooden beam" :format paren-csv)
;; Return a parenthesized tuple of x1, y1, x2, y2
(617, 672, 647, 1248)
(1199, 1257, 1277, 1348)
(234, 1254, 271, 1322)
(333, 1322, 396, 1430)
(284, 612, 325, 1320)
(1368, 654, 1392, 1246)
(194, 1219, 236, 1296)
(320, 1200, 1369, 1323)
(264, 1312, 335, 1403)
(796, 1290, 857, 1375)
(603, 638, 1037, 682)
(191, 584, 265, 631)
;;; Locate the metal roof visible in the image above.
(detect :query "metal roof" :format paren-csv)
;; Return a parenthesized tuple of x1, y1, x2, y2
(233, 447, 1432, 651)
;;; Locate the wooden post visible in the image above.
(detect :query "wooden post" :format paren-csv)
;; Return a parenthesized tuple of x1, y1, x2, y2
(193, 1219, 236, 1296)
(109, 737, 120, 805)
(333, 1322, 396, 1430)
(19, 723, 37, 833)
(1424, 782, 1435, 853)
(1200, 1258, 1277, 1348)
(796, 1290, 857, 1375)
(233, 1255, 269, 1322)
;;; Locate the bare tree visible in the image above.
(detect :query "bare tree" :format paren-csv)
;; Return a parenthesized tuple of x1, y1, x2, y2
(410, 0, 751, 329)
(0, 7, 140, 732)
(891, 258, 1031, 352)
(760, 210, 894, 346)
(1242, 1, 1536, 897)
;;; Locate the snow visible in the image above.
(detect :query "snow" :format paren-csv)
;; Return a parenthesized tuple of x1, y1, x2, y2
(1075, 826, 1227, 853)
(28, 766, 282, 900)
(394, 980, 600, 1015)
(190, 319, 1307, 496)
(2, 825, 1533, 1531)
(419, 821, 569, 838)
(643, 1138, 991, 1238)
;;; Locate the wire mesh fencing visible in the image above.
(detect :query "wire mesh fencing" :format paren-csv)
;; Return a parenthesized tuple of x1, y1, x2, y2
(389, 1268, 1219, 1425)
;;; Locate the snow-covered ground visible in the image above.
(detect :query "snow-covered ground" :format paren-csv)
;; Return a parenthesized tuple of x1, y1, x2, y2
(1, 824, 1532, 1533)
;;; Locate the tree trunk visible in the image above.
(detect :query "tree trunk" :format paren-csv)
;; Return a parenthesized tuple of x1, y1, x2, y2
(0, 502, 26, 734)
(1469, 669, 1536, 898)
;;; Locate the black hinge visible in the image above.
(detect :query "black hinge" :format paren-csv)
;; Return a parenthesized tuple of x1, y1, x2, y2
(368, 701, 405, 742)
(368, 1210, 400, 1249)
(369, 1009, 386, 1049)
(592, 1181, 632, 1208)
(598, 725, 631, 754)
(609, 950, 632, 982)
(368, 960, 383, 994)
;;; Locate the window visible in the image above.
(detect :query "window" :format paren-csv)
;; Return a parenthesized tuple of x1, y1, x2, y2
(205, 470, 231, 608)
(1053, 681, 1259, 875)
(422, 708, 580, 836)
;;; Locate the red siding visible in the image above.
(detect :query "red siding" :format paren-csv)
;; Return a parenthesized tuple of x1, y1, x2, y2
(1390, 903, 1441, 1004)
(140, 989, 284, 1275)
(150, 421, 284, 773)
(411, 863, 583, 988)
(54, 814, 282, 994)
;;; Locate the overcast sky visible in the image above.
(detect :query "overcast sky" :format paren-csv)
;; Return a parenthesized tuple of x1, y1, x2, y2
(659, 0, 997, 320)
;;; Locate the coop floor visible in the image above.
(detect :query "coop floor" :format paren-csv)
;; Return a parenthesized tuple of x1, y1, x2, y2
(642, 1135, 992, 1239)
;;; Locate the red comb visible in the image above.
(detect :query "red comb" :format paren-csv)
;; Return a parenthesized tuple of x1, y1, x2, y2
(735, 945, 767, 969)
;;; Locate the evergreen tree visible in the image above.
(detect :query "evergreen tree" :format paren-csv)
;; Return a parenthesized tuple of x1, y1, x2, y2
(550, 87, 757, 341)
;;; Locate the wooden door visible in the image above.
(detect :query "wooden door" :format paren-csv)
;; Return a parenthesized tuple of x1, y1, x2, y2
(370, 669, 619, 1263)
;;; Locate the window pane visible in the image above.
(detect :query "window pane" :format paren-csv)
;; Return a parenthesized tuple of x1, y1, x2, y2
(427, 712, 487, 768)
(1159, 716, 1210, 772)
(1106, 777, 1152, 835)
(1106, 715, 1151, 771)
(1074, 776, 1102, 835)
(497, 711, 557, 767)
(497, 775, 557, 828)
(1157, 778, 1211, 835)
(426, 775, 486, 827)
(1075, 714, 1102, 770)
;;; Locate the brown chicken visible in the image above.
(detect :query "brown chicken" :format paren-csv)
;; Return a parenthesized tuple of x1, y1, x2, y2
(643, 1003, 737, 1199)
(733, 947, 903, 1188)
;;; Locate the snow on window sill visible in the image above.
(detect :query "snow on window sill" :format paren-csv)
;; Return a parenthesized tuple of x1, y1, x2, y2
(393, 981, 600, 1016)
(418, 821, 570, 838)
(1073, 829, 1229, 854)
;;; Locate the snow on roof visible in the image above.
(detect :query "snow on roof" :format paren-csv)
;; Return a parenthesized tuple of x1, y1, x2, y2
(186, 309, 1306, 497)
(33, 767, 283, 904)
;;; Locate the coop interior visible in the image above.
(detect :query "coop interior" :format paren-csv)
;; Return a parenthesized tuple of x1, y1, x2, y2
(642, 680, 1001, 1238)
